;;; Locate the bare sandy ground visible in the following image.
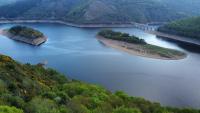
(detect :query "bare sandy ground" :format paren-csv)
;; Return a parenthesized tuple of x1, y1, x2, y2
(97, 36, 186, 60)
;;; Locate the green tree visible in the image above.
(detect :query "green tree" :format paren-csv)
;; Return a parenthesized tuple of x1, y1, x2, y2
(25, 97, 59, 113)
(113, 106, 141, 113)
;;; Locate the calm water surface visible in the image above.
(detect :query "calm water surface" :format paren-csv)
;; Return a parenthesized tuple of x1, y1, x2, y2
(0, 23, 200, 108)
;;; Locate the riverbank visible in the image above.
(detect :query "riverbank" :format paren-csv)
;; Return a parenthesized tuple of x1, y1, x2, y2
(0, 20, 136, 28)
(1, 19, 199, 47)
(148, 31, 200, 46)
(97, 36, 186, 60)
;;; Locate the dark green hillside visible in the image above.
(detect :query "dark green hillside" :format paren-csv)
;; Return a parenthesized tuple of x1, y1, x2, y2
(158, 17, 200, 40)
(0, 54, 198, 113)
(161, 0, 200, 16)
(0, 0, 38, 18)
(1, 0, 200, 24)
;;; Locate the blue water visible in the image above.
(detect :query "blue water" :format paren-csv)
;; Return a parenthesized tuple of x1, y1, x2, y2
(0, 23, 200, 108)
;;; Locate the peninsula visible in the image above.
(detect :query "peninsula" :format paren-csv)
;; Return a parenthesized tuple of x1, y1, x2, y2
(97, 30, 186, 60)
(1, 26, 47, 46)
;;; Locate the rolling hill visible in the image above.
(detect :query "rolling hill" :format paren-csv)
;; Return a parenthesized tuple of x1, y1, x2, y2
(0, 0, 200, 24)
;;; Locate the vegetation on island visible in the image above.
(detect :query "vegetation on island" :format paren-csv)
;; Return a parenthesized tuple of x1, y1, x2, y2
(98, 30, 186, 59)
(158, 17, 200, 40)
(98, 30, 147, 44)
(0, 54, 198, 113)
(8, 26, 44, 39)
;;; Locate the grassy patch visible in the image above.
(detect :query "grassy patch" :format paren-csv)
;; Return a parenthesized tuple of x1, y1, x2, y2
(144, 44, 186, 58)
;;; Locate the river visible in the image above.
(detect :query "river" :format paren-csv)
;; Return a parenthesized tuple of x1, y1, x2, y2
(0, 23, 200, 108)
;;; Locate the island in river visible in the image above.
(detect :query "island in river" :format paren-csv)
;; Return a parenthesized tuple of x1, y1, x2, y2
(97, 30, 186, 60)
(1, 25, 47, 46)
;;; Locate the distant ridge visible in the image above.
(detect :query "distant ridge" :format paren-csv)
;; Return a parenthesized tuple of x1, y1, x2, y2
(0, 0, 200, 24)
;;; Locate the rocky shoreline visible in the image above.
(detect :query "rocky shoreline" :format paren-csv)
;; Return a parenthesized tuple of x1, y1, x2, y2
(0, 29, 47, 46)
(0, 19, 199, 47)
(0, 20, 136, 28)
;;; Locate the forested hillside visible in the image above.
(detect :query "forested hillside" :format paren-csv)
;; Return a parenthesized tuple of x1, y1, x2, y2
(158, 17, 200, 40)
(161, 0, 200, 16)
(0, 54, 199, 113)
(0, 0, 200, 24)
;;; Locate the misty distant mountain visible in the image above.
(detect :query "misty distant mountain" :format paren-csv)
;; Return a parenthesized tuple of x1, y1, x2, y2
(0, 0, 200, 24)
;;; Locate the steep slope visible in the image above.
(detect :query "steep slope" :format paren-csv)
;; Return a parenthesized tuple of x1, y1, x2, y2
(22, 0, 85, 20)
(0, 0, 38, 18)
(0, 54, 199, 113)
(158, 17, 200, 40)
(160, 0, 200, 16)
(66, 0, 184, 23)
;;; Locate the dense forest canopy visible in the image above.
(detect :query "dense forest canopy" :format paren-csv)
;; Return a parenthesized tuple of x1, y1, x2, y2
(158, 17, 200, 40)
(0, 0, 200, 24)
(8, 26, 44, 39)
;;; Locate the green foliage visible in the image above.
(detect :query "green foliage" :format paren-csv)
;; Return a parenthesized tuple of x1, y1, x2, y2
(158, 17, 200, 40)
(0, 106, 23, 113)
(25, 97, 59, 113)
(143, 44, 185, 58)
(9, 26, 44, 39)
(98, 30, 146, 44)
(0, 0, 192, 24)
(0, 54, 198, 113)
(113, 106, 141, 113)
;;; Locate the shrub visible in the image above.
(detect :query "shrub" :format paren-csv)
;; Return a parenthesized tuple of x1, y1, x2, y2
(0, 106, 23, 113)
(25, 97, 59, 113)
(9, 26, 44, 39)
(113, 106, 141, 113)
(98, 30, 147, 44)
